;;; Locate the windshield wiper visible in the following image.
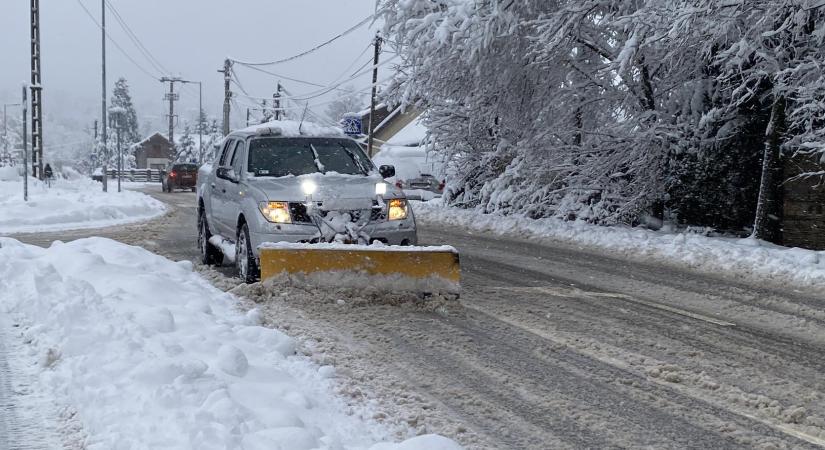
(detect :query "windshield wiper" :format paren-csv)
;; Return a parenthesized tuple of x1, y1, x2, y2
(308, 144, 326, 173)
(340, 144, 369, 175)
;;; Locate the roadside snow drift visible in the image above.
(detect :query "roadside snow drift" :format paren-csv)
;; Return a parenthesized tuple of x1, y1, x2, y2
(0, 237, 461, 450)
(414, 200, 825, 287)
(0, 176, 165, 234)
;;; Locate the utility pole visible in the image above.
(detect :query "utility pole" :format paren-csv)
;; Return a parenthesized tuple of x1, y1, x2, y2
(30, 0, 44, 180)
(22, 87, 28, 201)
(273, 83, 282, 120)
(100, 0, 108, 192)
(246, 108, 251, 127)
(197, 82, 202, 163)
(160, 77, 182, 153)
(219, 59, 232, 136)
(367, 32, 382, 158)
(94, 120, 98, 139)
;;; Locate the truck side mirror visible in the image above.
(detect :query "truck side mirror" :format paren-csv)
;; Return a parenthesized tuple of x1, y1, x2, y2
(216, 167, 234, 182)
(379, 165, 395, 179)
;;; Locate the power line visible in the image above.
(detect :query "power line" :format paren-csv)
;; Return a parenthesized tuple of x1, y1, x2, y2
(74, 0, 161, 81)
(229, 14, 375, 66)
(104, 0, 170, 76)
(280, 55, 398, 102)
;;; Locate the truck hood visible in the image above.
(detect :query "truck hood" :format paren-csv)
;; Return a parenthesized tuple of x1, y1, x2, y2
(246, 174, 404, 202)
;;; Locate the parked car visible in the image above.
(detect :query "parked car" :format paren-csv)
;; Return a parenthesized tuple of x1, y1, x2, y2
(161, 163, 198, 192)
(372, 144, 445, 201)
(197, 123, 416, 282)
(396, 174, 444, 195)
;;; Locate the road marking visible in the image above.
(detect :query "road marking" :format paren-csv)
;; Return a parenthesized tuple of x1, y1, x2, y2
(487, 286, 735, 327)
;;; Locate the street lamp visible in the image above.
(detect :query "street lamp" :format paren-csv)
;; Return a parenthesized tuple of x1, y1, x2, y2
(179, 79, 203, 164)
(3, 102, 21, 165)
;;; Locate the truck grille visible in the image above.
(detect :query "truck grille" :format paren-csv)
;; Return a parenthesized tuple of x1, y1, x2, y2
(288, 202, 385, 224)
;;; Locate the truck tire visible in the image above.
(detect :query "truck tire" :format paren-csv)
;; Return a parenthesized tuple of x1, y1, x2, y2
(236, 223, 260, 283)
(198, 210, 224, 266)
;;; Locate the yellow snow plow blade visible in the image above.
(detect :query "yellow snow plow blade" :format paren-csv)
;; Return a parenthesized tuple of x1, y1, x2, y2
(259, 244, 460, 294)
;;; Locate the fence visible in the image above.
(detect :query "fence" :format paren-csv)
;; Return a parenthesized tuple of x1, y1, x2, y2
(94, 169, 163, 183)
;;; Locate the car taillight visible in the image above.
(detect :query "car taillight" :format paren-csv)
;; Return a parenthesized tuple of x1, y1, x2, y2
(438, 180, 445, 192)
(395, 180, 403, 189)
(170, 171, 177, 178)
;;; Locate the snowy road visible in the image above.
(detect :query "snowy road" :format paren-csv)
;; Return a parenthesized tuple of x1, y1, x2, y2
(9, 185, 825, 449)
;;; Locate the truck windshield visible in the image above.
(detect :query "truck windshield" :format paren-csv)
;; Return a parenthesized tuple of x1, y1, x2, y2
(247, 137, 373, 177)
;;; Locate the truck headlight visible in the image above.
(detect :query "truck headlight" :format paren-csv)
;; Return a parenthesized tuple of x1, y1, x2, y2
(388, 199, 408, 221)
(301, 180, 317, 196)
(259, 201, 291, 224)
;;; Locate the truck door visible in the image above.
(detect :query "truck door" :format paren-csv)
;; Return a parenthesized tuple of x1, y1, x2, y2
(223, 139, 247, 239)
(203, 139, 233, 231)
(212, 139, 237, 237)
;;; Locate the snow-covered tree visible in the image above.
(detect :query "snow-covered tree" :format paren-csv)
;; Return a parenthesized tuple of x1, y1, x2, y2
(175, 123, 197, 163)
(111, 77, 141, 145)
(378, 0, 825, 242)
(0, 114, 23, 167)
(325, 86, 367, 123)
(201, 119, 224, 164)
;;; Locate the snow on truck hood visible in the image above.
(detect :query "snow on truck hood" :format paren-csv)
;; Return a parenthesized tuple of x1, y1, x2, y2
(248, 172, 405, 202)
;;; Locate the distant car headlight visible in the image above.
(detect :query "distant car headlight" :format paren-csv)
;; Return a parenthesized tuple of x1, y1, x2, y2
(388, 198, 408, 221)
(259, 201, 291, 224)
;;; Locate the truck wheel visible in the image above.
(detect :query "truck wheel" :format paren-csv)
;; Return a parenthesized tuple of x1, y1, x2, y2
(198, 211, 223, 266)
(236, 223, 260, 283)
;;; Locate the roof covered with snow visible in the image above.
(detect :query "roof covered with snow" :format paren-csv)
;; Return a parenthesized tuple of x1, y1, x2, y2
(386, 118, 428, 147)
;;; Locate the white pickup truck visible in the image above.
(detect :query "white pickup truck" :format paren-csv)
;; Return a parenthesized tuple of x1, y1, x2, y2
(197, 121, 418, 282)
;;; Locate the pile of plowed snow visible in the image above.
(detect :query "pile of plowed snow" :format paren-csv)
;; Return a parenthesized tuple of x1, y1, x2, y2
(0, 237, 461, 450)
(414, 199, 825, 287)
(0, 175, 165, 234)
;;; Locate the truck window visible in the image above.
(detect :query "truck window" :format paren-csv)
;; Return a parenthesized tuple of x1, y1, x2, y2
(232, 141, 246, 174)
(247, 137, 374, 177)
(218, 139, 235, 166)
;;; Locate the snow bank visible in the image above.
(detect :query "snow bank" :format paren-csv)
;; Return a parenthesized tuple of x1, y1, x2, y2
(0, 237, 461, 450)
(414, 201, 825, 287)
(0, 177, 165, 234)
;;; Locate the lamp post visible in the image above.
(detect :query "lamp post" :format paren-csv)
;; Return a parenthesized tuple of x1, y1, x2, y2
(180, 79, 203, 164)
(3, 102, 21, 165)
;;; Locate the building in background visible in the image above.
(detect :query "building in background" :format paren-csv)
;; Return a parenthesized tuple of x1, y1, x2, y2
(131, 133, 174, 169)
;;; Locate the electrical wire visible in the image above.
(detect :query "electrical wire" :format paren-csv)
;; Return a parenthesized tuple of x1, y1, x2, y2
(74, 0, 161, 81)
(229, 15, 375, 66)
(278, 55, 398, 102)
(235, 53, 396, 105)
(104, 0, 170, 76)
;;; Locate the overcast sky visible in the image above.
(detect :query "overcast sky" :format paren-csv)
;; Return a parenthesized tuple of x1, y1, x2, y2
(0, 0, 380, 135)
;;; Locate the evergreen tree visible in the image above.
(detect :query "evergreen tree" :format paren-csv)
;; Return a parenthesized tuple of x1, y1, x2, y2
(111, 77, 141, 145)
(202, 119, 224, 164)
(175, 123, 197, 163)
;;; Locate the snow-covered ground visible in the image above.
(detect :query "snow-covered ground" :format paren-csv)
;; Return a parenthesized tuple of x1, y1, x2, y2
(0, 173, 165, 234)
(0, 237, 460, 450)
(414, 200, 825, 288)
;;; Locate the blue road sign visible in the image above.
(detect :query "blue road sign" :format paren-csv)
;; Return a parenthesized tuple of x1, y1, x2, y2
(341, 115, 363, 136)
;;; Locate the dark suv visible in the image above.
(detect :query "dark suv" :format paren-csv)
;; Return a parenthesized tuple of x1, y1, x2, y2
(161, 163, 198, 192)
